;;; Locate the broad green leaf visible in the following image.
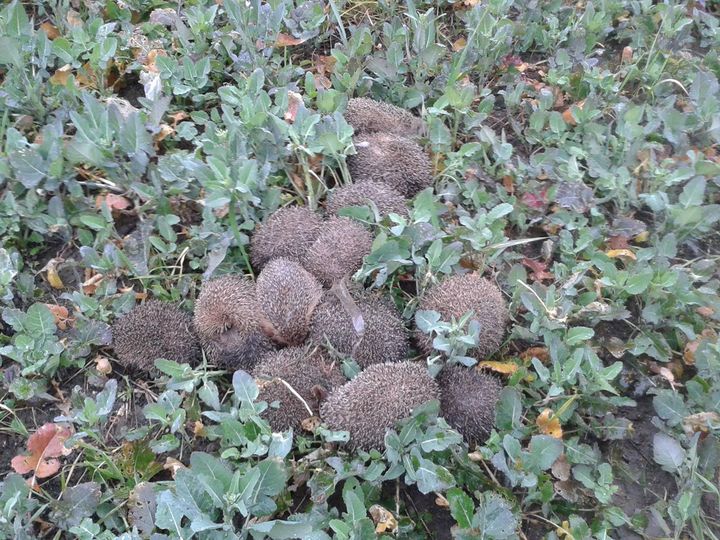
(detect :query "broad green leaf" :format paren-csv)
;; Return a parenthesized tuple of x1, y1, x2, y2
(653, 433, 686, 472)
(566, 326, 594, 346)
(527, 435, 563, 471)
(233, 369, 259, 404)
(25, 304, 56, 338)
(447, 487, 474, 529)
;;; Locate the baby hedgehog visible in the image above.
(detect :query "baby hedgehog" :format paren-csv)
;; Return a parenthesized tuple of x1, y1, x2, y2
(438, 365, 502, 446)
(253, 347, 346, 432)
(193, 275, 274, 370)
(250, 206, 323, 270)
(344, 97, 424, 137)
(347, 132, 433, 198)
(112, 300, 200, 371)
(256, 258, 323, 346)
(325, 181, 408, 220)
(320, 361, 440, 451)
(309, 286, 409, 368)
(416, 274, 508, 360)
(303, 217, 373, 287)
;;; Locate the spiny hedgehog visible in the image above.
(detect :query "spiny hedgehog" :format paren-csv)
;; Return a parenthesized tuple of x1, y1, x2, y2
(193, 275, 274, 370)
(437, 365, 502, 446)
(302, 217, 373, 287)
(320, 361, 440, 451)
(256, 258, 323, 346)
(325, 181, 408, 220)
(249, 206, 323, 270)
(253, 347, 346, 432)
(415, 274, 508, 360)
(344, 97, 424, 137)
(111, 300, 200, 371)
(347, 133, 433, 198)
(309, 285, 409, 368)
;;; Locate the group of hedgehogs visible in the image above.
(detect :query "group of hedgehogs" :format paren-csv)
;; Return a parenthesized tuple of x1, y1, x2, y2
(111, 97, 509, 452)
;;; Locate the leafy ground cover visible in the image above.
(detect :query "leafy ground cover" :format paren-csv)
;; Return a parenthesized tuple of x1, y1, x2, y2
(1, 0, 720, 538)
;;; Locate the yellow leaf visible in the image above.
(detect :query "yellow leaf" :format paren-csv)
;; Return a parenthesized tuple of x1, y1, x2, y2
(557, 520, 575, 540)
(452, 37, 467, 52)
(369, 505, 397, 534)
(683, 412, 720, 436)
(536, 409, 563, 439)
(43, 259, 64, 289)
(606, 248, 637, 261)
(478, 361, 518, 375)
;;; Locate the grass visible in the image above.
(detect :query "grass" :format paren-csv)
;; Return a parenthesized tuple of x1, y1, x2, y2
(0, 0, 719, 538)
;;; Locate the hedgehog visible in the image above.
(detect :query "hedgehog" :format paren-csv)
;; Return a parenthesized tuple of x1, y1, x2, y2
(347, 132, 433, 198)
(309, 285, 409, 368)
(320, 361, 440, 451)
(415, 274, 508, 360)
(249, 206, 323, 270)
(302, 217, 373, 287)
(111, 300, 200, 371)
(325, 181, 408, 220)
(193, 275, 274, 370)
(437, 365, 502, 446)
(344, 97, 424, 137)
(256, 258, 323, 346)
(253, 347, 346, 432)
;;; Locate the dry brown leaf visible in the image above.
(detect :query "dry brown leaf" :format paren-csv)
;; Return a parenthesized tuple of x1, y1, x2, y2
(520, 346, 550, 364)
(193, 421, 206, 438)
(369, 505, 398, 534)
(301, 416, 321, 432)
(153, 124, 175, 145)
(66, 10, 83, 28)
(621, 46, 633, 63)
(163, 457, 185, 478)
(477, 361, 518, 375)
(696, 306, 715, 318)
(551, 453, 571, 480)
(285, 91, 303, 123)
(49, 65, 73, 87)
(96, 193, 131, 212)
(11, 423, 73, 479)
(42, 258, 65, 289)
(82, 271, 103, 296)
(537, 408, 563, 439)
(95, 356, 112, 375)
(434, 493, 450, 508)
(606, 248, 637, 261)
(45, 304, 73, 331)
(683, 412, 720, 436)
(276, 33, 306, 47)
(562, 100, 585, 126)
(40, 22, 60, 40)
(683, 328, 717, 365)
(452, 37, 467, 51)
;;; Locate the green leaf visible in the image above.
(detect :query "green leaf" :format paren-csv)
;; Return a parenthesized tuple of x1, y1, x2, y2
(495, 387, 522, 431)
(653, 433, 686, 472)
(50, 482, 101, 531)
(679, 177, 706, 207)
(566, 326, 594, 346)
(233, 369, 259, 404)
(527, 435, 563, 471)
(653, 390, 687, 427)
(155, 490, 188, 536)
(0, 37, 21, 66)
(447, 487, 474, 529)
(25, 303, 57, 338)
(248, 520, 314, 539)
(472, 493, 517, 539)
(342, 488, 365, 524)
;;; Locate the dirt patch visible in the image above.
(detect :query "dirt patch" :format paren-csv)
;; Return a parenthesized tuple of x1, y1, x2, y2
(607, 397, 677, 539)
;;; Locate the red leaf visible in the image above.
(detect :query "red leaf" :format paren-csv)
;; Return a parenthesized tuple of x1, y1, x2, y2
(522, 258, 554, 282)
(11, 423, 73, 479)
(521, 190, 547, 210)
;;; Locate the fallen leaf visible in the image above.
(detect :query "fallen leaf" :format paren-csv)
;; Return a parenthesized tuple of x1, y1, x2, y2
(521, 190, 548, 210)
(144, 49, 168, 73)
(621, 46, 633, 63)
(555, 181, 594, 212)
(502, 175, 514, 194)
(537, 409, 563, 439)
(606, 235, 631, 250)
(369, 505, 398, 534)
(477, 361, 518, 375)
(11, 423, 73, 479)
(169, 111, 189, 127)
(522, 258, 554, 282)
(301, 416, 321, 432)
(49, 65, 73, 87)
(40, 22, 60, 40)
(557, 520, 576, 540)
(696, 306, 714, 318)
(551, 453, 570, 480)
(276, 33, 306, 47)
(82, 271, 103, 296)
(193, 421, 206, 438)
(66, 10, 83, 28)
(606, 248, 637, 261)
(682, 412, 720, 436)
(285, 91, 303, 123)
(153, 124, 175, 145)
(96, 193, 131, 212)
(41, 258, 65, 289)
(562, 100, 585, 126)
(520, 346, 550, 364)
(683, 328, 717, 365)
(659, 367, 676, 390)
(163, 457, 185, 479)
(95, 356, 112, 375)
(452, 37, 467, 51)
(45, 304, 73, 331)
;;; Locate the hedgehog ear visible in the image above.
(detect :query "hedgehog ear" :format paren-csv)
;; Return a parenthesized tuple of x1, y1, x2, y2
(258, 317, 291, 346)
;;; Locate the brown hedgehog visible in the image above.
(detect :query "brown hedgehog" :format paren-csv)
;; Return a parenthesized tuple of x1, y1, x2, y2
(415, 274, 508, 360)
(309, 285, 409, 368)
(344, 97, 424, 137)
(325, 181, 408, 220)
(320, 361, 440, 451)
(302, 217, 373, 287)
(437, 365, 502, 446)
(256, 258, 323, 346)
(249, 206, 323, 270)
(193, 275, 274, 370)
(253, 347, 346, 432)
(347, 132, 433, 198)
(112, 300, 200, 371)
